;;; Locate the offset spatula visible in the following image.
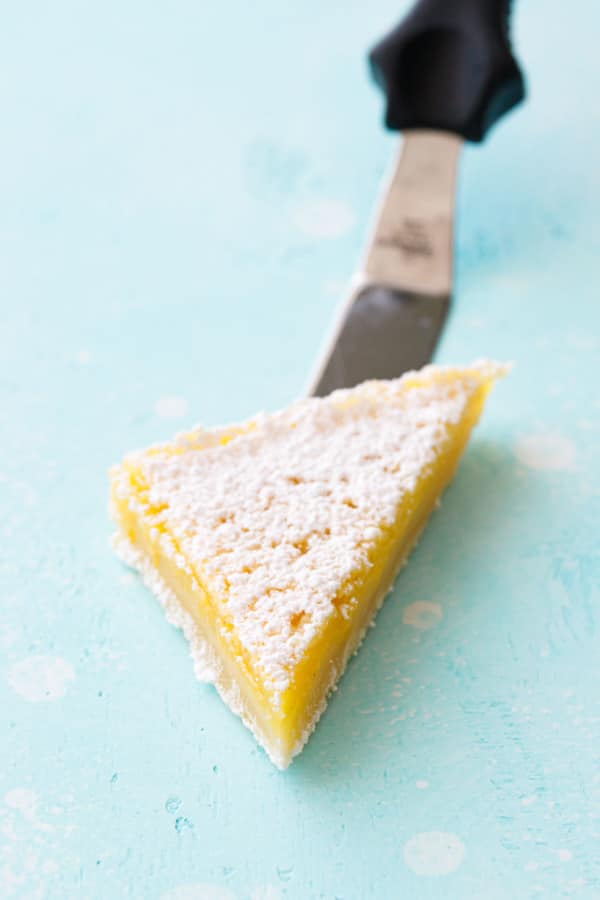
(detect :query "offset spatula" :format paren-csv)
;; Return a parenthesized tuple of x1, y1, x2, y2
(309, 0, 525, 397)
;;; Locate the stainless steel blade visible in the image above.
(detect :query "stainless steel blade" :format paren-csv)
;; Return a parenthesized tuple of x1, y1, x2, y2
(309, 285, 450, 397)
(308, 131, 462, 397)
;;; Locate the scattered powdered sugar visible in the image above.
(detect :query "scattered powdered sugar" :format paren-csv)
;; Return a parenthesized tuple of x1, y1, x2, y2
(112, 362, 505, 703)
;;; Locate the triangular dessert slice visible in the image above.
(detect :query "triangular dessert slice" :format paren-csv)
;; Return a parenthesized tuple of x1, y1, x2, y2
(110, 361, 506, 768)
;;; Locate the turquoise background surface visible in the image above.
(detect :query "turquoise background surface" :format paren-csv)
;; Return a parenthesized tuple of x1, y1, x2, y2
(2, 0, 599, 897)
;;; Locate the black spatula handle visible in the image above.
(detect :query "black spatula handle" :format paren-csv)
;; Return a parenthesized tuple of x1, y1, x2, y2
(369, 0, 525, 142)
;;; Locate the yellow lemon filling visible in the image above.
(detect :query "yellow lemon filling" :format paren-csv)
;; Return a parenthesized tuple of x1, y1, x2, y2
(110, 362, 506, 768)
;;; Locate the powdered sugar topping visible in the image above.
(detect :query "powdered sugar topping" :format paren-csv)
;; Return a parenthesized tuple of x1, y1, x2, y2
(112, 362, 505, 699)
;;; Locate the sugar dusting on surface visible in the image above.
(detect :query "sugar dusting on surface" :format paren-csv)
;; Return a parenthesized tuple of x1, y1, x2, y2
(112, 362, 505, 704)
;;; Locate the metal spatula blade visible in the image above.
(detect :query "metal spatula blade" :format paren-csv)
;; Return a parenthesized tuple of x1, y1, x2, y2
(310, 131, 459, 396)
(308, 0, 525, 396)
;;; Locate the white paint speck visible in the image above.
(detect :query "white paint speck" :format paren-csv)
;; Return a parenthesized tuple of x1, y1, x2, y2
(292, 198, 356, 238)
(514, 433, 576, 471)
(2, 821, 19, 841)
(41, 860, 58, 875)
(75, 350, 91, 364)
(5, 789, 38, 816)
(403, 831, 465, 876)
(466, 316, 486, 329)
(1, 791, 67, 898)
(577, 419, 596, 432)
(0, 623, 18, 650)
(251, 886, 282, 900)
(402, 601, 443, 630)
(323, 278, 346, 297)
(567, 330, 598, 352)
(155, 395, 188, 419)
(4, 789, 53, 834)
(415, 780, 430, 790)
(525, 861, 539, 872)
(7, 656, 75, 702)
(160, 886, 236, 900)
(521, 795, 537, 807)
(557, 848, 573, 862)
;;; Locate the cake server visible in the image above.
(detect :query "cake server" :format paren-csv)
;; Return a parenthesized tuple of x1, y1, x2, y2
(309, 0, 525, 397)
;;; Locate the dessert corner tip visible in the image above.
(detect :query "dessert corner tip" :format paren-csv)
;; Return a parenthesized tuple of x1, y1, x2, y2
(471, 358, 514, 380)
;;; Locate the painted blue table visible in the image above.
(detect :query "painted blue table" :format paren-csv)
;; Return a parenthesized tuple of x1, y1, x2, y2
(2, 1, 599, 897)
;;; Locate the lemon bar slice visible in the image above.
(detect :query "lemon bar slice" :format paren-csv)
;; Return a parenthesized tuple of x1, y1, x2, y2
(110, 361, 506, 768)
